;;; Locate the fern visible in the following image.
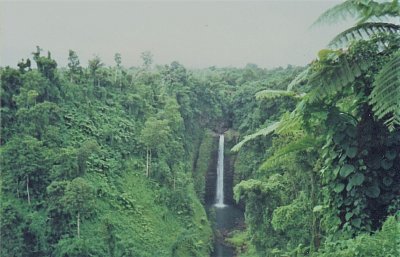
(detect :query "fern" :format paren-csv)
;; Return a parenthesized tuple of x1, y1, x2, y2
(231, 122, 280, 152)
(305, 54, 372, 103)
(313, 0, 361, 26)
(259, 134, 318, 171)
(275, 110, 304, 135)
(255, 90, 299, 100)
(357, 0, 400, 24)
(369, 50, 400, 131)
(287, 67, 311, 91)
(313, 0, 400, 27)
(329, 22, 400, 48)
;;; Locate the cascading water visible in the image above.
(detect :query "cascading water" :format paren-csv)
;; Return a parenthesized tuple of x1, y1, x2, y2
(208, 133, 244, 257)
(215, 134, 226, 208)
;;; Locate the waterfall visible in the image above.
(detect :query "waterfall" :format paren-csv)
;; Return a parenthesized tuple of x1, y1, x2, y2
(215, 134, 226, 208)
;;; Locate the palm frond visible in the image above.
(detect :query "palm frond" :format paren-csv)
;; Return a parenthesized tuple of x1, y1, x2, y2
(231, 122, 280, 152)
(312, 0, 361, 27)
(329, 22, 400, 49)
(287, 67, 311, 91)
(369, 50, 400, 131)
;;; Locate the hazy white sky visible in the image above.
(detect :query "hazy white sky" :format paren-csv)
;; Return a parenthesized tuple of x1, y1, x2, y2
(1, 0, 349, 68)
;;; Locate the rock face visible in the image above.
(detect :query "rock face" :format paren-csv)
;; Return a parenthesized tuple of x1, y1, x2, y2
(205, 136, 218, 204)
(205, 134, 235, 205)
(224, 152, 235, 205)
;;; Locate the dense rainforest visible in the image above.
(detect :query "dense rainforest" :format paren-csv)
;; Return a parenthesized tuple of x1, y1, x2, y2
(1, 1, 399, 257)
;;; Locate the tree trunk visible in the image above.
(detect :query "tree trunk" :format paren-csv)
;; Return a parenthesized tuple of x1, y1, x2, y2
(146, 147, 149, 177)
(310, 169, 320, 251)
(77, 211, 80, 238)
(17, 179, 20, 198)
(26, 176, 31, 205)
(149, 149, 152, 177)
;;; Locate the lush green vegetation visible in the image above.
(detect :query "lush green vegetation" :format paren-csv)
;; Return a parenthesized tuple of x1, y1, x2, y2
(0, 43, 302, 256)
(1, 49, 221, 256)
(1, 1, 399, 257)
(230, 1, 400, 256)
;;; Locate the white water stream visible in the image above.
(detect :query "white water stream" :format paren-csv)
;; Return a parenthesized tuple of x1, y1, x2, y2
(215, 134, 226, 208)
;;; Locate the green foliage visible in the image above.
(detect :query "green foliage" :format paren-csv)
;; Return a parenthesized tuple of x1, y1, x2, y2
(259, 134, 318, 170)
(225, 230, 251, 255)
(329, 22, 400, 48)
(255, 89, 298, 100)
(1, 48, 226, 256)
(230, 2, 400, 256)
(369, 50, 400, 131)
(314, 0, 400, 27)
(315, 216, 400, 257)
(231, 122, 279, 152)
(1, 13, 399, 255)
(141, 117, 171, 151)
(193, 130, 216, 201)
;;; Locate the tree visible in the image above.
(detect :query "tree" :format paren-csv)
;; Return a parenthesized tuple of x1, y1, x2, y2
(32, 46, 58, 81)
(114, 53, 122, 68)
(17, 58, 31, 73)
(61, 178, 95, 238)
(1, 135, 48, 204)
(140, 117, 171, 177)
(77, 140, 100, 175)
(88, 55, 103, 87)
(141, 51, 153, 70)
(1, 66, 22, 109)
(67, 50, 82, 83)
(114, 53, 122, 90)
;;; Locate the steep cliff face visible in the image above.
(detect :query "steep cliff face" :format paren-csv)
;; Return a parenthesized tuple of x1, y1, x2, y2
(204, 135, 219, 204)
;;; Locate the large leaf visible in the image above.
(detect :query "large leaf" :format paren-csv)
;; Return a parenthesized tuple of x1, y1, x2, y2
(340, 164, 355, 177)
(334, 183, 346, 193)
(346, 146, 358, 158)
(383, 176, 393, 186)
(366, 185, 381, 198)
(349, 172, 365, 187)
